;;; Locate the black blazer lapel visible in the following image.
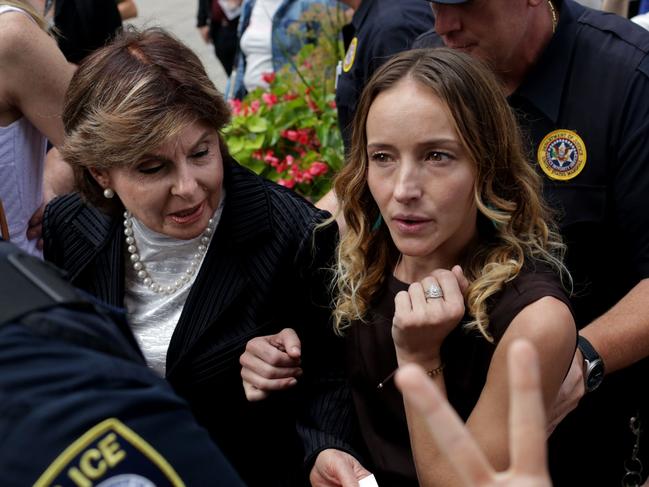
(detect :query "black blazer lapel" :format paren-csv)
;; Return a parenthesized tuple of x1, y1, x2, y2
(165, 159, 271, 375)
(165, 235, 249, 375)
(61, 200, 124, 308)
(90, 223, 125, 308)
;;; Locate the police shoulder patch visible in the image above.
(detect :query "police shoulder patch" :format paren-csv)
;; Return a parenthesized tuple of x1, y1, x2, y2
(343, 37, 358, 73)
(34, 418, 185, 487)
(537, 129, 587, 181)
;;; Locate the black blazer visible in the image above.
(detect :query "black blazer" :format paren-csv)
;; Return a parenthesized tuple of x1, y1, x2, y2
(43, 159, 355, 486)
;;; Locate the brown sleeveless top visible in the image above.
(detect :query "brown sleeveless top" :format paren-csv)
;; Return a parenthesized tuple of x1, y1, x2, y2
(345, 262, 573, 487)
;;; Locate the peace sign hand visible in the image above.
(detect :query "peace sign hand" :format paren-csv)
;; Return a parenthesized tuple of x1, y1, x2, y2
(395, 339, 552, 487)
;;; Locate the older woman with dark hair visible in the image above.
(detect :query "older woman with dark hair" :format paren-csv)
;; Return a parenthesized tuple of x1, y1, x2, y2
(43, 27, 365, 486)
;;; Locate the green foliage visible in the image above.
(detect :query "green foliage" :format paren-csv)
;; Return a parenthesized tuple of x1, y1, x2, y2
(223, 4, 347, 201)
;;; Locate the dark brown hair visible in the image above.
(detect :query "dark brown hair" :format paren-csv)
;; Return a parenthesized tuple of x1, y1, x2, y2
(61, 26, 231, 214)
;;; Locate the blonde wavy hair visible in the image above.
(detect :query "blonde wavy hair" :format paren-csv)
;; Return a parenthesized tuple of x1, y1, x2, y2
(0, 0, 48, 30)
(331, 48, 568, 341)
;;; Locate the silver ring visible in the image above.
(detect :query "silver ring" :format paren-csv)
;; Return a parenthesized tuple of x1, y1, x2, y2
(424, 284, 444, 300)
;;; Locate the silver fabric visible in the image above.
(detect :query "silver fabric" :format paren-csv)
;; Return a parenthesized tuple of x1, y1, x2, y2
(124, 195, 225, 376)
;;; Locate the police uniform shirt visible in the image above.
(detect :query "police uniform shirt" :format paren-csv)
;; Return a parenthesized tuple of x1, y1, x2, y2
(506, 1, 649, 484)
(509, 0, 649, 328)
(0, 305, 244, 487)
(335, 0, 433, 151)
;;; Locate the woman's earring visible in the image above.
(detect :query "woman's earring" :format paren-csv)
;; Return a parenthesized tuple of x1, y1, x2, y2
(372, 214, 383, 232)
(103, 188, 115, 199)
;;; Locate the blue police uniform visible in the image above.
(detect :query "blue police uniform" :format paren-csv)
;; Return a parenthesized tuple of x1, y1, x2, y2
(0, 240, 244, 487)
(335, 0, 433, 151)
(417, 1, 649, 484)
(514, 3, 649, 485)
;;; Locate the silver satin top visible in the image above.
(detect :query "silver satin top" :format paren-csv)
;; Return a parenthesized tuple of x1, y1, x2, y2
(124, 196, 225, 376)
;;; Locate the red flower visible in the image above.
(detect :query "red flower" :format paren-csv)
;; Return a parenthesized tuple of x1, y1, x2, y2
(309, 162, 329, 177)
(229, 99, 243, 116)
(282, 130, 299, 142)
(285, 155, 295, 166)
(262, 93, 278, 107)
(297, 129, 310, 146)
(283, 92, 299, 101)
(263, 150, 279, 167)
(250, 100, 261, 113)
(278, 178, 296, 189)
(328, 100, 337, 109)
(261, 72, 276, 84)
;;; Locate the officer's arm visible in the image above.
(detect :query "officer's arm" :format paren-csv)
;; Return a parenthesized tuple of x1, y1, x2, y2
(580, 279, 649, 374)
(578, 65, 649, 376)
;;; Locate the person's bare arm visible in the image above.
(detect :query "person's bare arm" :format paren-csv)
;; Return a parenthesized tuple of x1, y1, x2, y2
(401, 296, 574, 487)
(395, 339, 552, 487)
(0, 12, 76, 245)
(602, 0, 629, 16)
(117, 0, 138, 20)
(0, 12, 74, 146)
(549, 277, 649, 432)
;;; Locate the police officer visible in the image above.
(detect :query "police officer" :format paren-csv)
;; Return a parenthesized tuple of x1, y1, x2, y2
(335, 0, 433, 152)
(0, 240, 244, 487)
(417, 1, 649, 485)
(317, 0, 433, 218)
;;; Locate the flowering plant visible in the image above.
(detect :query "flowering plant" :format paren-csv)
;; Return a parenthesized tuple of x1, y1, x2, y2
(223, 4, 347, 200)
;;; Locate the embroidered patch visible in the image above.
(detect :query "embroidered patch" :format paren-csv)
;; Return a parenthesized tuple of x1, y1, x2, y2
(537, 129, 587, 181)
(343, 37, 358, 73)
(34, 418, 185, 487)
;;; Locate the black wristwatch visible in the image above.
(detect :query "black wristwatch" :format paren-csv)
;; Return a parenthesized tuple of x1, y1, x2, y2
(578, 336, 605, 392)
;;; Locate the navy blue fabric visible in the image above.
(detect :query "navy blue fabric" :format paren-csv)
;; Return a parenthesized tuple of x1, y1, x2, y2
(0, 304, 244, 487)
(502, 2, 649, 485)
(335, 0, 433, 151)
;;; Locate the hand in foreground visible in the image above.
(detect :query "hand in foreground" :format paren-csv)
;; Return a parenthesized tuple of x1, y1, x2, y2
(27, 204, 44, 250)
(395, 339, 552, 487)
(310, 449, 372, 487)
(30, 148, 75, 249)
(546, 350, 584, 435)
(392, 266, 469, 365)
(240, 328, 302, 401)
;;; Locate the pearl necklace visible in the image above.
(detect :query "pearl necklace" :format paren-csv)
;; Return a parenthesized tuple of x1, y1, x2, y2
(123, 211, 215, 295)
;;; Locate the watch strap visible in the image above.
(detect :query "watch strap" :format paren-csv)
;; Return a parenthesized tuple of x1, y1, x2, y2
(578, 335, 599, 362)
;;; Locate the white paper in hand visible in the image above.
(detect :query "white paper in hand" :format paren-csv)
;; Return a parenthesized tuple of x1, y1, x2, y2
(359, 474, 380, 487)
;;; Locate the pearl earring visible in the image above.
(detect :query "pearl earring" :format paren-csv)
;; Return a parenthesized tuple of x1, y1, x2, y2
(103, 188, 115, 199)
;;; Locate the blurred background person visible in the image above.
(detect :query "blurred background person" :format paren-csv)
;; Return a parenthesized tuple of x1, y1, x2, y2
(229, 0, 336, 100)
(197, 0, 240, 76)
(44, 0, 123, 64)
(0, 0, 74, 256)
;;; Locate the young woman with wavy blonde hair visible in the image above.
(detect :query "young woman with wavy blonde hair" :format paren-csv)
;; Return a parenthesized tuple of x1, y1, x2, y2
(330, 47, 576, 487)
(240, 47, 577, 487)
